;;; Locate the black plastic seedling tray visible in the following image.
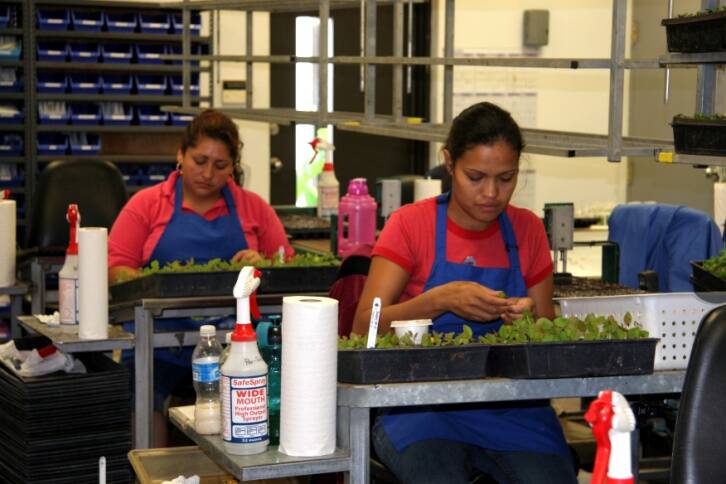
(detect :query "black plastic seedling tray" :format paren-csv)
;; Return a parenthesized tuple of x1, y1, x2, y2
(109, 265, 339, 304)
(487, 338, 658, 379)
(672, 117, 726, 156)
(662, 11, 726, 53)
(337, 344, 491, 384)
(691, 260, 726, 291)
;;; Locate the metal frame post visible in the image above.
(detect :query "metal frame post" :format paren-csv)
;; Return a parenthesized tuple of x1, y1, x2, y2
(443, 0, 454, 122)
(364, 0, 377, 121)
(696, 0, 720, 115)
(349, 407, 370, 484)
(319, 0, 330, 123)
(182, 2, 192, 108)
(134, 306, 155, 449)
(246, 10, 254, 109)
(24, 0, 36, 217)
(393, 0, 404, 122)
(606, 0, 627, 162)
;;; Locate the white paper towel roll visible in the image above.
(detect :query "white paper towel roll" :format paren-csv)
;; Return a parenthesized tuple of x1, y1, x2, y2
(78, 227, 108, 339)
(414, 178, 442, 202)
(279, 296, 338, 456)
(0, 200, 16, 306)
(715, 183, 726, 235)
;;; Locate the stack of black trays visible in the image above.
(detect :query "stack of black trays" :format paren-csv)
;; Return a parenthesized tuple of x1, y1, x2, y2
(0, 337, 131, 483)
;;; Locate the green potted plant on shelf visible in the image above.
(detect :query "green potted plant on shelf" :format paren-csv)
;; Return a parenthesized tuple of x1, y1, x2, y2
(671, 113, 726, 157)
(662, 6, 726, 53)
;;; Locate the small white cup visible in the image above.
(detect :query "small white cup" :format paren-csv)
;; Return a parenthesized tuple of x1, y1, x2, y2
(391, 319, 433, 345)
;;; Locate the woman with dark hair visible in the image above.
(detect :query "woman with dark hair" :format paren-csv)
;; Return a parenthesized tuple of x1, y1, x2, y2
(352, 102, 576, 483)
(108, 109, 292, 445)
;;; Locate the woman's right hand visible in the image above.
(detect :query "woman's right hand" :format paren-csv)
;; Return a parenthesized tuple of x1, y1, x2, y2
(432, 281, 512, 322)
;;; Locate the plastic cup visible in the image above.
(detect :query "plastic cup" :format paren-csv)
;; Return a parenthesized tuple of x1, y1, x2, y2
(390, 319, 432, 345)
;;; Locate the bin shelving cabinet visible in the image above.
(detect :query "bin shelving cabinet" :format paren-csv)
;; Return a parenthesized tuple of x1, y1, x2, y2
(23, 0, 214, 222)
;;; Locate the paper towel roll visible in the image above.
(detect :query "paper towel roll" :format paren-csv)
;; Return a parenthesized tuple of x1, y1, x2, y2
(0, 201, 16, 307)
(414, 178, 442, 202)
(715, 183, 726, 235)
(279, 296, 338, 456)
(78, 227, 108, 340)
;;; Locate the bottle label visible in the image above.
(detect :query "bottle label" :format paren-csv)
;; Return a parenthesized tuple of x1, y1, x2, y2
(192, 361, 220, 383)
(318, 186, 339, 217)
(58, 277, 78, 325)
(221, 373, 268, 444)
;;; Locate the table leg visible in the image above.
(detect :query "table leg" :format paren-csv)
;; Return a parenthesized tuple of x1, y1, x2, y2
(30, 261, 45, 315)
(10, 294, 21, 339)
(134, 306, 154, 449)
(349, 407, 370, 484)
(632, 427, 640, 483)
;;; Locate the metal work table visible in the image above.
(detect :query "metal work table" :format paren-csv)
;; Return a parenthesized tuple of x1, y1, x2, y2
(17, 315, 134, 352)
(336, 371, 685, 484)
(169, 405, 351, 481)
(0, 283, 28, 338)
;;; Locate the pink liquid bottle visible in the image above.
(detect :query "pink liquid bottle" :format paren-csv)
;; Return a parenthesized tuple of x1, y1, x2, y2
(338, 178, 377, 258)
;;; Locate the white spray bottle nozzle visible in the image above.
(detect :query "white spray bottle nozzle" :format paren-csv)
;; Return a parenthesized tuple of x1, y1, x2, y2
(234, 266, 261, 325)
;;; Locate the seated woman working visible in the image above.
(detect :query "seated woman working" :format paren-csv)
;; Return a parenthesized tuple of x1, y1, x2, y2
(108, 109, 293, 445)
(352, 102, 576, 484)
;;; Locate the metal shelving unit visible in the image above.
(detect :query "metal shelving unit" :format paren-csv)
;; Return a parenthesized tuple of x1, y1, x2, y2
(37, 93, 209, 103)
(35, 30, 211, 43)
(37, 154, 175, 162)
(36, 125, 187, 133)
(36, 61, 206, 73)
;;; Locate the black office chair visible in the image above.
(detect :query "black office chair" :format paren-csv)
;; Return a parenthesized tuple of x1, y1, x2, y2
(25, 159, 127, 250)
(670, 303, 726, 484)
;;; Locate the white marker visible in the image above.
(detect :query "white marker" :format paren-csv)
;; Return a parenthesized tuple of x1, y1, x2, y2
(366, 297, 382, 349)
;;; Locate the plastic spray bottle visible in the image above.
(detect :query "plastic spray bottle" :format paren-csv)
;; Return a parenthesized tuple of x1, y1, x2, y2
(59, 204, 80, 325)
(221, 267, 269, 455)
(310, 137, 339, 219)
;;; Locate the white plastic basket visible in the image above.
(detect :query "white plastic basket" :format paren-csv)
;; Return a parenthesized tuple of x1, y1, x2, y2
(558, 292, 725, 371)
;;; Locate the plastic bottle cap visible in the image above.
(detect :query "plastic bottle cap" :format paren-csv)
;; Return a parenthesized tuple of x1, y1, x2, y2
(347, 178, 369, 196)
(200, 324, 216, 336)
(231, 322, 257, 342)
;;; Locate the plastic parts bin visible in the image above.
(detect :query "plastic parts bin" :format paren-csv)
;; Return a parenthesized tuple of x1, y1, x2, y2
(171, 12, 202, 35)
(100, 102, 132, 125)
(36, 72, 67, 93)
(101, 43, 133, 64)
(36, 9, 70, 31)
(70, 10, 103, 32)
(0, 68, 22, 93)
(138, 13, 170, 34)
(0, 134, 22, 156)
(37, 41, 68, 62)
(104, 12, 138, 33)
(135, 74, 167, 95)
(69, 42, 100, 63)
(37, 133, 69, 155)
(0, 6, 14, 29)
(0, 167, 24, 188)
(134, 43, 166, 64)
(0, 104, 22, 124)
(137, 105, 169, 126)
(69, 73, 101, 94)
(167, 43, 204, 65)
(101, 74, 132, 95)
(170, 74, 200, 96)
(69, 104, 102, 125)
(38, 101, 69, 125)
(170, 112, 194, 126)
(68, 132, 101, 155)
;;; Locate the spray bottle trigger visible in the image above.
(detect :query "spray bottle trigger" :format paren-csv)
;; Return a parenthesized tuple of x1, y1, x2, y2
(1, 189, 10, 199)
(249, 268, 262, 320)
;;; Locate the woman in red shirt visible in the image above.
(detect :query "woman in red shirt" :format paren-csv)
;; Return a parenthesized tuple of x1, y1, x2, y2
(352, 102, 576, 483)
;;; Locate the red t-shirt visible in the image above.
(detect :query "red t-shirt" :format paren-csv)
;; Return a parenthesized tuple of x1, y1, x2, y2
(372, 198, 553, 302)
(108, 171, 294, 268)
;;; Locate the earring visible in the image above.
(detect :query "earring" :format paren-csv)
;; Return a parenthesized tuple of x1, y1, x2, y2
(176, 162, 182, 172)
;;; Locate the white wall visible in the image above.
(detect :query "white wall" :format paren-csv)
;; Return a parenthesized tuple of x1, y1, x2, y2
(430, 0, 631, 217)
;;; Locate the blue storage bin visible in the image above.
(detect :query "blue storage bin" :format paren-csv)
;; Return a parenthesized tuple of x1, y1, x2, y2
(68, 133, 101, 155)
(69, 104, 102, 125)
(171, 12, 202, 35)
(167, 44, 204, 65)
(38, 102, 69, 125)
(135, 44, 166, 64)
(71, 10, 103, 32)
(37, 133, 69, 156)
(37, 9, 70, 31)
(37, 72, 67, 93)
(0, 69, 22, 93)
(138, 13, 170, 34)
(0, 134, 22, 157)
(101, 43, 133, 64)
(147, 164, 173, 183)
(170, 74, 200, 96)
(0, 37, 21, 60)
(117, 164, 140, 185)
(100, 103, 132, 125)
(0, 170, 25, 188)
(0, 105, 22, 124)
(170, 112, 194, 126)
(137, 106, 169, 126)
(104, 12, 138, 33)
(69, 42, 100, 63)
(0, 6, 13, 29)
(135, 75, 167, 95)
(37, 41, 68, 62)
(101, 74, 132, 94)
(69, 73, 101, 94)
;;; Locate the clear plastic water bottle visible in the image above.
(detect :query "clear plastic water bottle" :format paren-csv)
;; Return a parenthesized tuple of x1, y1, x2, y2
(220, 331, 232, 366)
(193, 324, 223, 435)
(265, 315, 282, 446)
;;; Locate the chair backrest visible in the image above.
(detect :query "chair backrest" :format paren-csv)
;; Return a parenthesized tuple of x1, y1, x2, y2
(671, 303, 726, 484)
(608, 203, 723, 292)
(328, 244, 372, 336)
(25, 160, 127, 250)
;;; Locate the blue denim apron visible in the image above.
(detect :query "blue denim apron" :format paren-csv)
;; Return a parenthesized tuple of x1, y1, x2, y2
(382, 193, 570, 457)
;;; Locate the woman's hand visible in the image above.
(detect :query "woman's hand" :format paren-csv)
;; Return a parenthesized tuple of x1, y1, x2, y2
(232, 249, 264, 264)
(501, 297, 535, 324)
(432, 281, 512, 322)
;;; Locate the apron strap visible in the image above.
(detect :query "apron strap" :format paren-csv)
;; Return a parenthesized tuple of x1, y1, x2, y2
(498, 210, 521, 271)
(434, 193, 450, 261)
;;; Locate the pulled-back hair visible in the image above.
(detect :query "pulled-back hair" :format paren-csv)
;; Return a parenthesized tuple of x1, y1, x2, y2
(444, 102, 524, 164)
(181, 109, 243, 183)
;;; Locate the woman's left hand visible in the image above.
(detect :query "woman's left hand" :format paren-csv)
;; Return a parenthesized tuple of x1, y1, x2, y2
(232, 249, 264, 264)
(501, 297, 535, 324)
